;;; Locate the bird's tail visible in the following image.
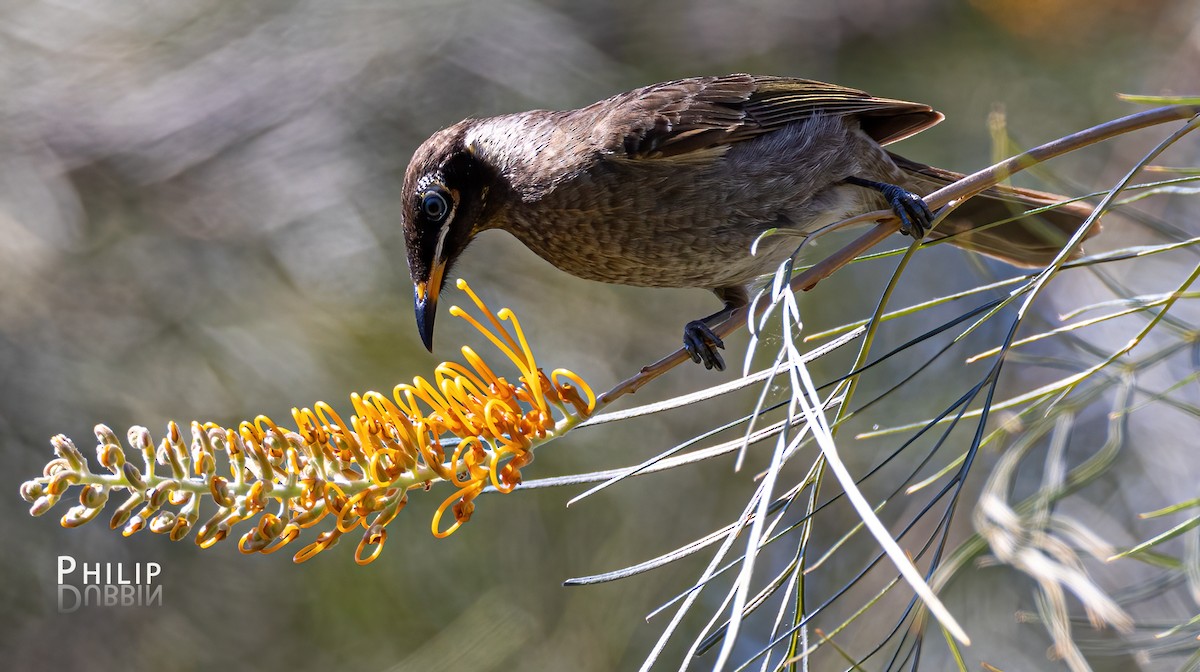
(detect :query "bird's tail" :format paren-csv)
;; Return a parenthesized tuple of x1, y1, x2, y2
(891, 152, 1100, 268)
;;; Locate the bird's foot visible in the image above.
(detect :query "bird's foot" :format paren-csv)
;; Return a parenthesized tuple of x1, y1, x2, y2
(844, 177, 934, 239)
(882, 184, 934, 239)
(683, 320, 726, 371)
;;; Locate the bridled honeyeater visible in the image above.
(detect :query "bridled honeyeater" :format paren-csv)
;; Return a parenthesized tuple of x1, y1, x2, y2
(401, 74, 1097, 371)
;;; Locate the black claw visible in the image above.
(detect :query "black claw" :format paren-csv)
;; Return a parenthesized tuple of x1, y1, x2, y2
(844, 176, 934, 240)
(879, 184, 932, 239)
(683, 320, 726, 371)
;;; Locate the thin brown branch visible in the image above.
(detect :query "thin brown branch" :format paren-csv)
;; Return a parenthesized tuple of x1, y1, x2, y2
(596, 104, 1200, 406)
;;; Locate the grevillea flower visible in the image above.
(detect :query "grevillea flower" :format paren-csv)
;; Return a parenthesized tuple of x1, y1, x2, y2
(20, 280, 594, 565)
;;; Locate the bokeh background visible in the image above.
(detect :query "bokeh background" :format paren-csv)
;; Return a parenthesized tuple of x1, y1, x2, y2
(2, 1, 1199, 670)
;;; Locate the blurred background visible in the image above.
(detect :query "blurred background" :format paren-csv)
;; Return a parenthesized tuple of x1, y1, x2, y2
(2, 1, 1199, 670)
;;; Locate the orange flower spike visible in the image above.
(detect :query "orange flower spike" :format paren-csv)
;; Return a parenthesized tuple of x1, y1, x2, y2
(23, 276, 596, 565)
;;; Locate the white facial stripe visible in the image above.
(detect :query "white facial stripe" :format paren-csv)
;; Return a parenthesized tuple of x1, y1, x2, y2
(431, 202, 457, 263)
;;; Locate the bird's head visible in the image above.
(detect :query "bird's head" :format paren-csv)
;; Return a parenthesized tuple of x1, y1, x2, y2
(401, 121, 494, 352)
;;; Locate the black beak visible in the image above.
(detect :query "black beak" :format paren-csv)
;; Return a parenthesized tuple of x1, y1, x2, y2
(413, 260, 445, 353)
(414, 284, 437, 352)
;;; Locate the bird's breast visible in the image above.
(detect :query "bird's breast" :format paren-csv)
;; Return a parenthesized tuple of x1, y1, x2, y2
(498, 170, 828, 289)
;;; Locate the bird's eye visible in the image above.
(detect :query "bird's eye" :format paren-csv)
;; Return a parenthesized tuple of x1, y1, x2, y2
(421, 190, 451, 222)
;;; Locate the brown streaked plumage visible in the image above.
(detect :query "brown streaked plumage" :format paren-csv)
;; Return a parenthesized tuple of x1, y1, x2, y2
(401, 74, 1099, 370)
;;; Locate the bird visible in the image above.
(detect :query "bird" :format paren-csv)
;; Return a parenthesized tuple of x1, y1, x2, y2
(400, 74, 1098, 371)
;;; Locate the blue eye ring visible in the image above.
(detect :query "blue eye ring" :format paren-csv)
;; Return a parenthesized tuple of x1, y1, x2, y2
(421, 190, 451, 222)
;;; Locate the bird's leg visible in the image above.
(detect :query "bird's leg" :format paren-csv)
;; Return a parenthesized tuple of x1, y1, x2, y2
(843, 176, 934, 239)
(683, 287, 749, 372)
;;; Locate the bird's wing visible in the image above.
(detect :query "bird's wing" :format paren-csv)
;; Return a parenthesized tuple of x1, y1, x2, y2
(584, 74, 943, 160)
